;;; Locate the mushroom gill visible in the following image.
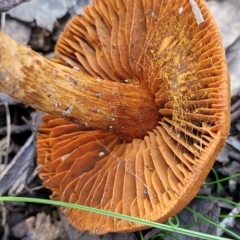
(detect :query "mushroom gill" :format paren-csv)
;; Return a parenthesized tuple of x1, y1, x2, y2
(36, 0, 230, 234)
(1, 0, 230, 234)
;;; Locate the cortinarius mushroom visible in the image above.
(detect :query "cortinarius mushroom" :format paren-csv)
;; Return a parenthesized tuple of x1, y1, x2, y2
(0, 0, 230, 234)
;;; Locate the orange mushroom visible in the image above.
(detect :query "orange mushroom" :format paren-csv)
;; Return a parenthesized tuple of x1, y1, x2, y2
(0, 0, 230, 234)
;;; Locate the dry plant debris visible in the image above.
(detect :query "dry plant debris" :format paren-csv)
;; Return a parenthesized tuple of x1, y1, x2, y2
(165, 198, 220, 240)
(0, 0, 240, 239)
(207, 0, 240, 97)
(9, 0, 91, 31)
(0, 0, 231, 235)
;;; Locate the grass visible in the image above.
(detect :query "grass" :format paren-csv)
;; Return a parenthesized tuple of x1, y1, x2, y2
(1, 170, 240, 239)
(0, 194, 239, 239)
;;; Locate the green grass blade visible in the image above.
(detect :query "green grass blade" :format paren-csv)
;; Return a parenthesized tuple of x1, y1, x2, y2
(203, 172, 240, 187)
(0, 196, 234, 240)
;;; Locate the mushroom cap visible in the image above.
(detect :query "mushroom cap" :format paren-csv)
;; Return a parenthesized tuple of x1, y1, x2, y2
(37, 0, 230, 234)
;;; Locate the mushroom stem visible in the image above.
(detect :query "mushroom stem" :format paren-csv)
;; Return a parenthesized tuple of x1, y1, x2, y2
(0, 32, 159, 140)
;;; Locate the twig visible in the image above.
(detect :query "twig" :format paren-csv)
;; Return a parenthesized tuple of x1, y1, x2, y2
(197, 187, 211, 196)
(0, 0, 30, 13)
(0, 102, 11, 180)
(0, 124, 30, 135)
(0, 202, 9, 240)
(0, 133, 35, 195)
(231, 99, 240, 113)
(217, 203, 240, 236)
(3, 102, 11, 165)
(218, 201, 234, 211)
(1, 12, 5, 31)
(144, 228, 161, 240)
(189, 0, 204, 24)
(231, 108, 240, 123)
(0, 93, 18, 104)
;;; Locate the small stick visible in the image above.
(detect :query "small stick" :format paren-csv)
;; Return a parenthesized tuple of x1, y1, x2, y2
(216, 203, 240, 236)
(1, 12, 5, 31)
(189, 0, 204, 24)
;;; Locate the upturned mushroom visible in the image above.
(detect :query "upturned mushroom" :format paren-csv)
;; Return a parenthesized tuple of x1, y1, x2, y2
(0, 0, 230, 234)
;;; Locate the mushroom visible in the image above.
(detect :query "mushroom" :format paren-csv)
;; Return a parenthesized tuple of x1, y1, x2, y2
(0, 0, 230, 234)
